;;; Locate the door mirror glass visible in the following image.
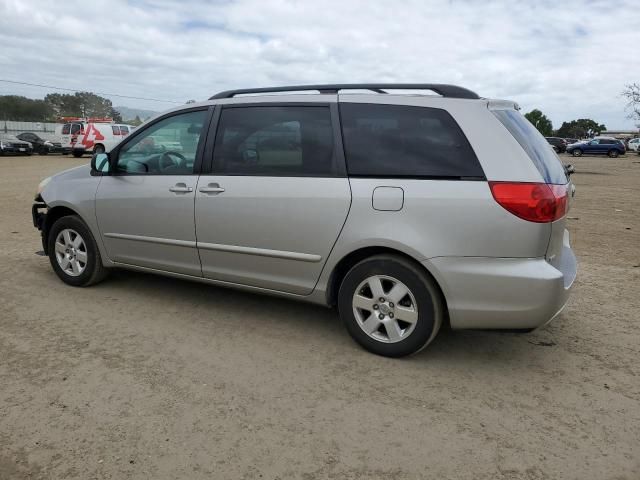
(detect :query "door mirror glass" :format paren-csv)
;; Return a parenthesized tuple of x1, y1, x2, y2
(91, 152, 110, 173)
(242, 148, 259, 164)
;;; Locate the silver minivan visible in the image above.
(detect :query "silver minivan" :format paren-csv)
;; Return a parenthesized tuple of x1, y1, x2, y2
(32, 84, 577, 357)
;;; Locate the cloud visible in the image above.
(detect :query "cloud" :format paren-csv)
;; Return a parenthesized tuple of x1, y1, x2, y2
(0, 0, 638, 128)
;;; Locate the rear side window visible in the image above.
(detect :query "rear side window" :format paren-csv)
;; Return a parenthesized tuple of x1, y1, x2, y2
(70, 123, 82, 135)
(492, 109, 567, 184)
(62, 124, 70, 135)
(112, 126, 120, 135)
(339, 103, 484, 179)
(213, 106, 337, 176)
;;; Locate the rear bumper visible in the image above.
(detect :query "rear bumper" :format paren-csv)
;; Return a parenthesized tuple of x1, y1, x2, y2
(426, 232, 577, 330)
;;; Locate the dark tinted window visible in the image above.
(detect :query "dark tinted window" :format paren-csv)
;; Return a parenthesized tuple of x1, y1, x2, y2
(213, 106, 337, 176)
(120, 126, 129, 134)
(62, 124, 70, 135)
(70, 123, 82, 135)
(600, 139, 614, 145)
(112, 126, 120, 135)
(492, 109, 567, 184)
(339, 103, 483, 178)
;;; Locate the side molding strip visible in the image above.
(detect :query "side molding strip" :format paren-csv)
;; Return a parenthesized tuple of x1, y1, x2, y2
(197, 241, 322, 263)
(104, 233, 322, 263)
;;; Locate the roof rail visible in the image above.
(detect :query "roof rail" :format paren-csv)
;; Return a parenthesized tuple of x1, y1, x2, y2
(209, 83, 480, 100)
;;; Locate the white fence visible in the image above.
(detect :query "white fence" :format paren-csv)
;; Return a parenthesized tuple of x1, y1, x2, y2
(1, 120, 58, 134)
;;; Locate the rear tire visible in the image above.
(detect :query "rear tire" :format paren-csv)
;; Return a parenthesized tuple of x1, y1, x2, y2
(338, 254, 443, 357)
(572, 149, 583, 157)
(608, 149, 619, 158)
(47, 215, 108, 287)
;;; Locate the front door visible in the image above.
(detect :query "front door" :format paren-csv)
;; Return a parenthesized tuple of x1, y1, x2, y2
(195, 104, 351, 295)
(95, 108, 209, 276)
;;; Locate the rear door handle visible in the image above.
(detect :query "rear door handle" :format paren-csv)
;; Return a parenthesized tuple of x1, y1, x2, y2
(199, 183, 225, 194)
(169, 183, 193, 193)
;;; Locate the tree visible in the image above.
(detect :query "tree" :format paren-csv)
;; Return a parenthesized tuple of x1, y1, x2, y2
(126, 115, 144, 126)
(524, 109, 553, 136)
(556, 119, 606, 139)
(621, 83, 640, 121)
(44, 92, 122, 121)
(0, 95, 55, 121)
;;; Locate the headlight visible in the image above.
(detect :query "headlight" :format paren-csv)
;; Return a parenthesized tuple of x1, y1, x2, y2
(44, 141, 53, 146)
(0, 141, 5, 148)
(37, 176, 52, 195)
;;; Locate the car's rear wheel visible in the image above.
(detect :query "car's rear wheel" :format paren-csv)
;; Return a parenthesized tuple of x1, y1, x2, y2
(572, 149, 583, 157)
(608, 149, 619, 158)
(338, 254, 443, 357)
(48, 215, 108, 287)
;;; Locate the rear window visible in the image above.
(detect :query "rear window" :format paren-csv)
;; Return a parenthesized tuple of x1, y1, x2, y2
(339, 103, 484, 179)
(492, 109, 567, 184)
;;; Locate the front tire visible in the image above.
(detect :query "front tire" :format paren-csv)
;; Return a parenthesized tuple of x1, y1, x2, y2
(338, 254, 443, 357)
(572, 149, 583, 157)
(47, 215, 108, 287)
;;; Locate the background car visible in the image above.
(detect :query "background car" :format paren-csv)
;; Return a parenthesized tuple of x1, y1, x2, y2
(0, 134, 33, 156)
(566, 137, 626, 158)
(564, 138, 579, 145)
(16, 132, 63, 155)
(545, 136, 567, 153)
(627, 138, 640, 152)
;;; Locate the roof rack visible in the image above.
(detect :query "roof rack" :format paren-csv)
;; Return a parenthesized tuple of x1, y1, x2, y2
(209, 83, 480, 100)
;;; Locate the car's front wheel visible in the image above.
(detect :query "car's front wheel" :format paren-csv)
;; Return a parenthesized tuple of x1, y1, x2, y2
(338, 254, 444, 357)
(48, 215, 108, 287)
(572, 149, 583, 157)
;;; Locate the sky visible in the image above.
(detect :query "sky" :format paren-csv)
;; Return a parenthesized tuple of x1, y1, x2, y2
(0, 0, 638, 129)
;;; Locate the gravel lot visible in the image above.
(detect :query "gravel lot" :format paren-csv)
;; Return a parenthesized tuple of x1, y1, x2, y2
(1, 152, 639, 479)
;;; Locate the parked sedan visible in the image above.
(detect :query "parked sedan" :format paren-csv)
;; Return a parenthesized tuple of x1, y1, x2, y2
(627, 138, 640, 152)
(16, 132, 63, 155)
(0, 134, 33, 156)
(566, 137, 626, 158)
(545, 136, 567, 153)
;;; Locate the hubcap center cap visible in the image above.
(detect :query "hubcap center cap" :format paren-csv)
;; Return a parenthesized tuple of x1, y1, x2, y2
(379, 303, 392, 315)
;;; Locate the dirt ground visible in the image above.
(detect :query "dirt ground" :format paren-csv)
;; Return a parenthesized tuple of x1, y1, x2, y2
(0, 152, 638, 480)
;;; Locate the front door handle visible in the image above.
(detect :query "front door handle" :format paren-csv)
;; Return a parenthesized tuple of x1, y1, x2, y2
(199, 183, 225, 194)
(169, 183, 193, 193)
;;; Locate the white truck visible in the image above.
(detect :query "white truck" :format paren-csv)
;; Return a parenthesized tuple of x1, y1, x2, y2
(55, 118, 134, 157)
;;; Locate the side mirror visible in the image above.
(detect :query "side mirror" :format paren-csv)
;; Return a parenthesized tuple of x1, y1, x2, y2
(91, 152, 110, 175)
(564, 163, 575, 176)
(242, 148, 259, 164)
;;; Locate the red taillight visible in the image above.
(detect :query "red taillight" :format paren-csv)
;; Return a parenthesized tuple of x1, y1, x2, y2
(489, 182, 568, 223)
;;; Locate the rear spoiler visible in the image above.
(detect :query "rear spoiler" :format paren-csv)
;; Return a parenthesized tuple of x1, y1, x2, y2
(487, 99, 520, 111)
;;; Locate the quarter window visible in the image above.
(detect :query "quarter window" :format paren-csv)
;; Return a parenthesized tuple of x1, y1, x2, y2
(212, 106, 337, 176)
(115, 110, 206, 175)
(339, 103, 484, 178)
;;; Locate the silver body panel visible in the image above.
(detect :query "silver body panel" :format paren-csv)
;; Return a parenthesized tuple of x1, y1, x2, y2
(195, 175, 351, 294)
(95, 175, 201, 277)
(39, 91, 577, 330)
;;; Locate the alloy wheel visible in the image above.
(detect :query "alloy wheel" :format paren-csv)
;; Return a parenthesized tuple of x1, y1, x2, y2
(352, 275, 418, 343)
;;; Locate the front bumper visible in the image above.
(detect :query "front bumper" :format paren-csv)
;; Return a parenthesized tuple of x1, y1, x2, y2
(426, 232, 577, 330)
(32, 197, 48, 252)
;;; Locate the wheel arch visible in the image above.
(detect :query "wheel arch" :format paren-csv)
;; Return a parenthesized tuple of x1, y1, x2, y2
(325, 246, 449, 324)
